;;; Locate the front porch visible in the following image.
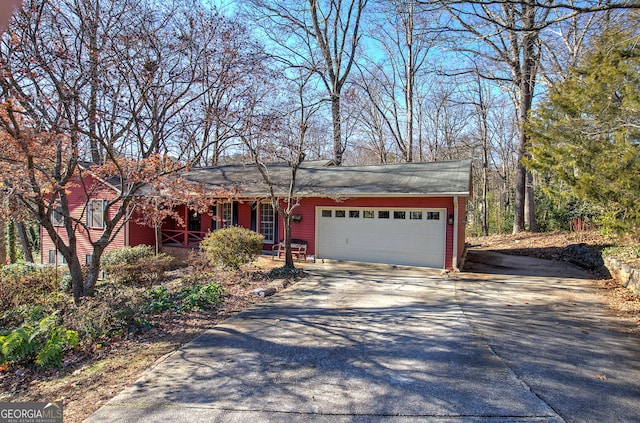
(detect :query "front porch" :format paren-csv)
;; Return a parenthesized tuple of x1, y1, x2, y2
(161, 228, 208, 248)
(159, 201, 281, 250)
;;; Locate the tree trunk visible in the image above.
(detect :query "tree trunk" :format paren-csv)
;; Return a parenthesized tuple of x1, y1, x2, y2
(525, 170, 537, 231)
(68, 257, 85, 305)
(88, 0, 102, 164)
(482, 153, 489, 236)
(331, 93, 343, 165)
(404, 0, 414, 163)
(283, 214, 294, 268)
(513, 24, 537, 234)
(0, 217, 6, 266)
(15, 220, 33, 262)
(7, 219, 16, 263)
(513, 147, 527, 233)
(84, 249, 104, 298)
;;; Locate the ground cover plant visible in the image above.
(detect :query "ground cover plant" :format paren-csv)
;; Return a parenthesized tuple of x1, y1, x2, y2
(0, 248, 303, 423)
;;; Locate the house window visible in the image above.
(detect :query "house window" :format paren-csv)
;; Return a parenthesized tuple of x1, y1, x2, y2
(410, 211, 423, 220)
(48, 250, 56, 264)
(378, 211, 389, 219)
(51, 202, 63, 226)
(87, 199, 106, 228)
(349, 210, 360, 218)
(335, 210, 345, 218)
(363, 210, 374, 219)
(427, 211, 441, 220)
(322, 210, 332, 218)
(221, 202, 233, 228)
(394, 211, 406, 219)
(260, 203, 276, 243)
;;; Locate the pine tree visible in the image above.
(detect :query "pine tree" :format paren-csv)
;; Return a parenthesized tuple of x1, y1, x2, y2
(528, 26, 640, 234)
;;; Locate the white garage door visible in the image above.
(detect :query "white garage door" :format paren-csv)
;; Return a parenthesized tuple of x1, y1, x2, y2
(316, 207, 446, 268)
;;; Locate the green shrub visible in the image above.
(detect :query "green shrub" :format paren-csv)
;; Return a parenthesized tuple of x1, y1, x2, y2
(101, 245, 155, 266)
(200, 226, 263, 270)
(181, 283, 224, 311)
(0, 263, 61, 311)
(101, 246, 173, 286)
(0, 311, 79, 368)
(147, 286, 174, 313)
(146, 283, 224, 314)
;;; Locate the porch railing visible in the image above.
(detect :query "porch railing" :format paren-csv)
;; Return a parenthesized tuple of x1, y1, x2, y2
(161, 229, 207, 247)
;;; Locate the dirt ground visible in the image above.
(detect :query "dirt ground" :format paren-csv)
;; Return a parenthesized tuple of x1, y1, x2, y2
(0, 256, 301, 423)
(2, 233, 639, 423)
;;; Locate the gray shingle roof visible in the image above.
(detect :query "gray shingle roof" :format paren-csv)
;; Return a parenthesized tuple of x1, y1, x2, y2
(183, 159, 472, 198)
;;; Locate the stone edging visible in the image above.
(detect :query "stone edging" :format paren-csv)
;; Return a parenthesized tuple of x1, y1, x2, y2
(604, 256, 640, 298)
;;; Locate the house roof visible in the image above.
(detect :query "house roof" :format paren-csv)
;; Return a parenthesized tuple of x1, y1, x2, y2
(183, 159, 472, 198)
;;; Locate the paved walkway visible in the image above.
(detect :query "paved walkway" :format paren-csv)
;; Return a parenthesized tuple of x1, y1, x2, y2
(86, 255, 640, 422)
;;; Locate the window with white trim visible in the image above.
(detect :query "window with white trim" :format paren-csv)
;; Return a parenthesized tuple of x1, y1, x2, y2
(87, 199, 106, 228)
(221, 202, 233, 228)
(260, 203, 276, 243)
(51, 202, 63, 226)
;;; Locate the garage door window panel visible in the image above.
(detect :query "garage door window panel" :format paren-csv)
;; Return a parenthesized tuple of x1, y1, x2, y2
(322, 210, 332, 218)
(410, 211, 423, 220)
(394, 211, 406, 219)
(378, 211, 389, 219)
(335, 210, 346, 218)
(349, 210, 360, 218)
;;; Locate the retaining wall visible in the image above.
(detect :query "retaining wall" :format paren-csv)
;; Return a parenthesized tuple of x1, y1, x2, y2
(604, 256, 640, 298)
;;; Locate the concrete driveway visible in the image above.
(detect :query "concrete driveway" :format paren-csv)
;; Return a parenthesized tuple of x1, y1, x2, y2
(86, 254, 640, 422)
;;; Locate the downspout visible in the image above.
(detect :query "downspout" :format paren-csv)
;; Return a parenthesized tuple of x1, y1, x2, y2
(452, 196, 459, 271)
(125, 218, 130, 247)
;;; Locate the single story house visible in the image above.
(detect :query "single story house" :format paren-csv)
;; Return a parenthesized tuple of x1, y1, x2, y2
(42, 159, 472, 270)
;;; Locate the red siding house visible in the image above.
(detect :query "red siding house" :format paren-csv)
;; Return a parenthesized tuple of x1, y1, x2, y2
(40, 173, 156, 268)
(42, 160, 472, 270)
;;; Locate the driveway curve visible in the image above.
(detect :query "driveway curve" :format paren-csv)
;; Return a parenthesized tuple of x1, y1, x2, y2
(86, 255, 640, 422)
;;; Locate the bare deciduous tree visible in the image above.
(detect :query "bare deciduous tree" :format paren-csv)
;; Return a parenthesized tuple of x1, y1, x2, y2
(244, 0, 369, 165)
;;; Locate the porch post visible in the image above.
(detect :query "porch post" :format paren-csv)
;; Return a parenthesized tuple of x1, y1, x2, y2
(184, 206, 189, 247)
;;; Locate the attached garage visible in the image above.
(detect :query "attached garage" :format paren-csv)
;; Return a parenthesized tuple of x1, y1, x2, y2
(316, 207, 446, 267)
(179, 159, 471, 270)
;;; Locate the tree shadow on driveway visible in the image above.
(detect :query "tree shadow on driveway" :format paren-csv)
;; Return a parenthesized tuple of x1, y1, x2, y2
(88, 263, 560, 422)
